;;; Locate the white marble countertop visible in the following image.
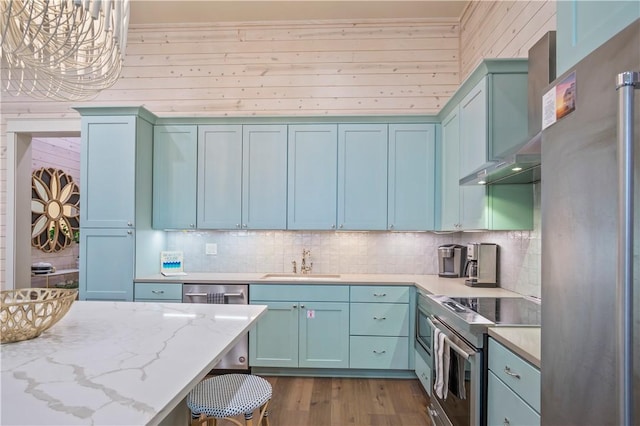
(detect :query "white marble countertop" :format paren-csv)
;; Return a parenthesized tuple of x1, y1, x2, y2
(488, 327, 541, 368)
(1, 301, 267, 425)
(136, 272, 521, 298)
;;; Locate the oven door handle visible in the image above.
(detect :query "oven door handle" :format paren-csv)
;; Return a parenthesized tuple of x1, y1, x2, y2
(426, 316, 475, 359)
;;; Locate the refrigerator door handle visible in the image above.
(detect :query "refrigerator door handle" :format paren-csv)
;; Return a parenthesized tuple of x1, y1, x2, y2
(615, 70, 639, 426)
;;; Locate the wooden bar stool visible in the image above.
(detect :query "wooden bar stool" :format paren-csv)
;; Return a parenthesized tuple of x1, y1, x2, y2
(187, 374, 271, 426)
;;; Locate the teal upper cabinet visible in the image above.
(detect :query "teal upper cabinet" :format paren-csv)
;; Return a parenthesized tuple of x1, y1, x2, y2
(440, 107, 462, 231)
(197, 125, 243, 229)
(152, 125, 197, 229)
(388, 124, 436, 231)
(242, 125, 288, 229)
(557, 1, 640, 75)
(287, 124, 338, 230)
(81, 116, 136, 228)
(459, 78, 488, 176)
(337, 124, 388, 230)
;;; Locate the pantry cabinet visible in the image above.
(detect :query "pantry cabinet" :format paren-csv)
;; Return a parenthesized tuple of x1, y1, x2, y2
(388, 124, 436, 231)
(197, 124, 287, 230)
(76, 107, 159, 302)
(249, 285, 350, 369)
(152, 125, 197, 229)
(337, 124, 388, 230)
(287, 124, 338, 230)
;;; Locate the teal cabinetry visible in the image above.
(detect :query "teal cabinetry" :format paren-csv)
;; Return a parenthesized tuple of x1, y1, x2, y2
(77, 107, 158, 302)
(152, 125, 197, 229)
(438, 61, 533, 231)
(249, 285, 350, 369)
(557, 1, 640, 75)
(337, 124, 388, 230)
(349, 285, 413, 370)
(388, 124, 436, 230)
(487, 337, 541, 426)
(198, 125, 287, 230)
(415, 345, 432, 396)
(134, 282, 182, 302)
(287, 124, 338, 230)
(197, 125, 243, 229)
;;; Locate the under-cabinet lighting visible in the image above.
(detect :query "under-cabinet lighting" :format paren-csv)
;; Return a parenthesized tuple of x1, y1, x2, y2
(478, 180, 487, 185)
(512, 167, 523, 171)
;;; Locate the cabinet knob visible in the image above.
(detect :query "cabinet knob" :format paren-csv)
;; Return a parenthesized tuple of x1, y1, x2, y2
(189, 224, 195, 228)
(331, 224, 336, 229)
(389, 224, 394, 229)
(300, 305, 305, 309)
(293, 305, 298, 309)
(339, 224, 344, 229)
(127, 222, 133, 227)
(127, 230, 133, 235)
(503, 418, 510, 426)
(242, 224, 248, 228)
(236, 224, 241, 229)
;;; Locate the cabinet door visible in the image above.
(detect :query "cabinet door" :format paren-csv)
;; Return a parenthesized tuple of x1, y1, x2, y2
(556, 1, 640, 76)
(197, 125, 243, 229)
(337, 124, 388, 230)
(487, 372, 540, 426)
(388, 124, 436, 231)
(299, 302, 349, 368)
(287, 124, 338, 230)
(249, 301, 299, 368)
(153, 125, 197, 229)
(242, 125, 288, 229)
(81, 116, 136, 228)
(80, 228, 134, 301)
(459, 77, 488, 177)
(460, 186, 488, 230)
(440, 107, 462, 231)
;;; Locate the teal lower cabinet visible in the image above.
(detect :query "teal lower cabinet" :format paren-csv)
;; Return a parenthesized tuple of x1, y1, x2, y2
(249, 285, 349, 369)
(487, 337, 540, 426)
(134, 282, 183, 303)
(414, 345, 431, 396)
(349, 336, 409, 369)
(349, 285, 413, 370)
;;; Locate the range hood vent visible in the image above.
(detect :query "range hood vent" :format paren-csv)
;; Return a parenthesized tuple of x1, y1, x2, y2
(460, 31, 556, 186)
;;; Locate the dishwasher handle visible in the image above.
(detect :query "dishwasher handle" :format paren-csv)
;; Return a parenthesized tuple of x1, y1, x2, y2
(184, 291, 244, 298)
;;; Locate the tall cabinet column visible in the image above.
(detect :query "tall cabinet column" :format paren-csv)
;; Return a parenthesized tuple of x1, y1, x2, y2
(75, 107, 162, 301)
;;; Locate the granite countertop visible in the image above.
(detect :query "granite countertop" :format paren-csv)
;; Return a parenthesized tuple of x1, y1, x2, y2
(488, 327, 541, 368)
(135, 272, 521, 298)
(0, 301, 267, 425)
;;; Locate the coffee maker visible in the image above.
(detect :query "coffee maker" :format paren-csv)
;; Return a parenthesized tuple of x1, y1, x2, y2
(437, 244, 467, 278)
(465, 243, 499, 287)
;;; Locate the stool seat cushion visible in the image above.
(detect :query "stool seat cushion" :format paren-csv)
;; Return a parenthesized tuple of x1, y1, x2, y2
(187, 374, 272, 419)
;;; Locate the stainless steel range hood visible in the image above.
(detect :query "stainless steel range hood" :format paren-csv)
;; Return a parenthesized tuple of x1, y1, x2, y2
(460, 31, 555, 186)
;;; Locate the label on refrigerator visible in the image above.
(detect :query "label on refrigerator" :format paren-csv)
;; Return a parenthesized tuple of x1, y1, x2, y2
(543, 71, 577, 130)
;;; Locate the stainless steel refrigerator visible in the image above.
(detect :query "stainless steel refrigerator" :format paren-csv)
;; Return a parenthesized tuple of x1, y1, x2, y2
(541, 20, 639, 425)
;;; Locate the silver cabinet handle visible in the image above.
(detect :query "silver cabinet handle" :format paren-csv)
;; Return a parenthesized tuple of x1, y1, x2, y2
(339, 224, 344, 229)
(373, 316, 386, 320)
(389, 224, 394, 229)
(331, 224, 336, 229)
(373, 293, 387, 297)
(300, 305, 305, 309)
(504, 366, 521, 379)
(127, 222, 133, 227)
(373, 350, 386, 354)
(189, 224, 195, 228)
(127, 230, 133, 235)
(293, 304, 297, 309)
(236, 224, 241, 229)
(184, 292, 244, 298)
(503, 418, 510, 426)
(242, 224, 247, 228)
(151, 290, 164, 294)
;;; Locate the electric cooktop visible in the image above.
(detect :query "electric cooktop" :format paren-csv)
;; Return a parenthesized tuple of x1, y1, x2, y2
(447, 296, 541, 326)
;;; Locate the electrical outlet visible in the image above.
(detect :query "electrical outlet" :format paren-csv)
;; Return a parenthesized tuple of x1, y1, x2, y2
(205, 243, 217, 255)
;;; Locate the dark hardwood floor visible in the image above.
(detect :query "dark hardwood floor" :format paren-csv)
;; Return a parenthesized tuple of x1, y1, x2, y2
(256, 376, 432, 426)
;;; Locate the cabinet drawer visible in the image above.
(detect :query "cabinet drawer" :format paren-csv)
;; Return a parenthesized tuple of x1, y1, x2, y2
(488, 371, 540, 426)
(489, 338, 540, 412)
(349, 336, 409, 369)
(350, 286, 410, 303)
(134, 283, 183, 301)
(350, 303, 409, 336)
(414, 348, 431, 396)
(249, 284, 349, 302)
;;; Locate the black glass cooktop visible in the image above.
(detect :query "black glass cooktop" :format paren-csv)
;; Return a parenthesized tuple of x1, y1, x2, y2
(449, 297, 541, 326)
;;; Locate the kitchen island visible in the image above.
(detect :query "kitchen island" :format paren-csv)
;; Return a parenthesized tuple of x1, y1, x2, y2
(0, 301, 267, 425)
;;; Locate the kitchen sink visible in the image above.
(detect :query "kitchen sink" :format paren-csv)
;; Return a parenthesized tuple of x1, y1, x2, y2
(261, 273, 341, 281)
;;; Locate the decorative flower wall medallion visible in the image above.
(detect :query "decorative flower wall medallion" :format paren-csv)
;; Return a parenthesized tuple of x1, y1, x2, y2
(31, 168, 80, 253)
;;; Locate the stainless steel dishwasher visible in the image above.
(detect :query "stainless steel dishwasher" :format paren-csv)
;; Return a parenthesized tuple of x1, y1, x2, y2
(182, 283, 249, 370)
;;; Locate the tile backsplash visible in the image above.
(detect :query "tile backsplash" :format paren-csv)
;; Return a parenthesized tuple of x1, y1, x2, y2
(167, 185, 541, 298)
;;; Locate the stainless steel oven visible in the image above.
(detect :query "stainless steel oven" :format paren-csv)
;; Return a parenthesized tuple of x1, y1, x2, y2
(182, 283, 249, 370)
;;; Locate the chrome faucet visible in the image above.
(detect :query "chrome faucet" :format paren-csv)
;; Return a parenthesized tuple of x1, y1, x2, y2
(300, 249, 312, 274)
